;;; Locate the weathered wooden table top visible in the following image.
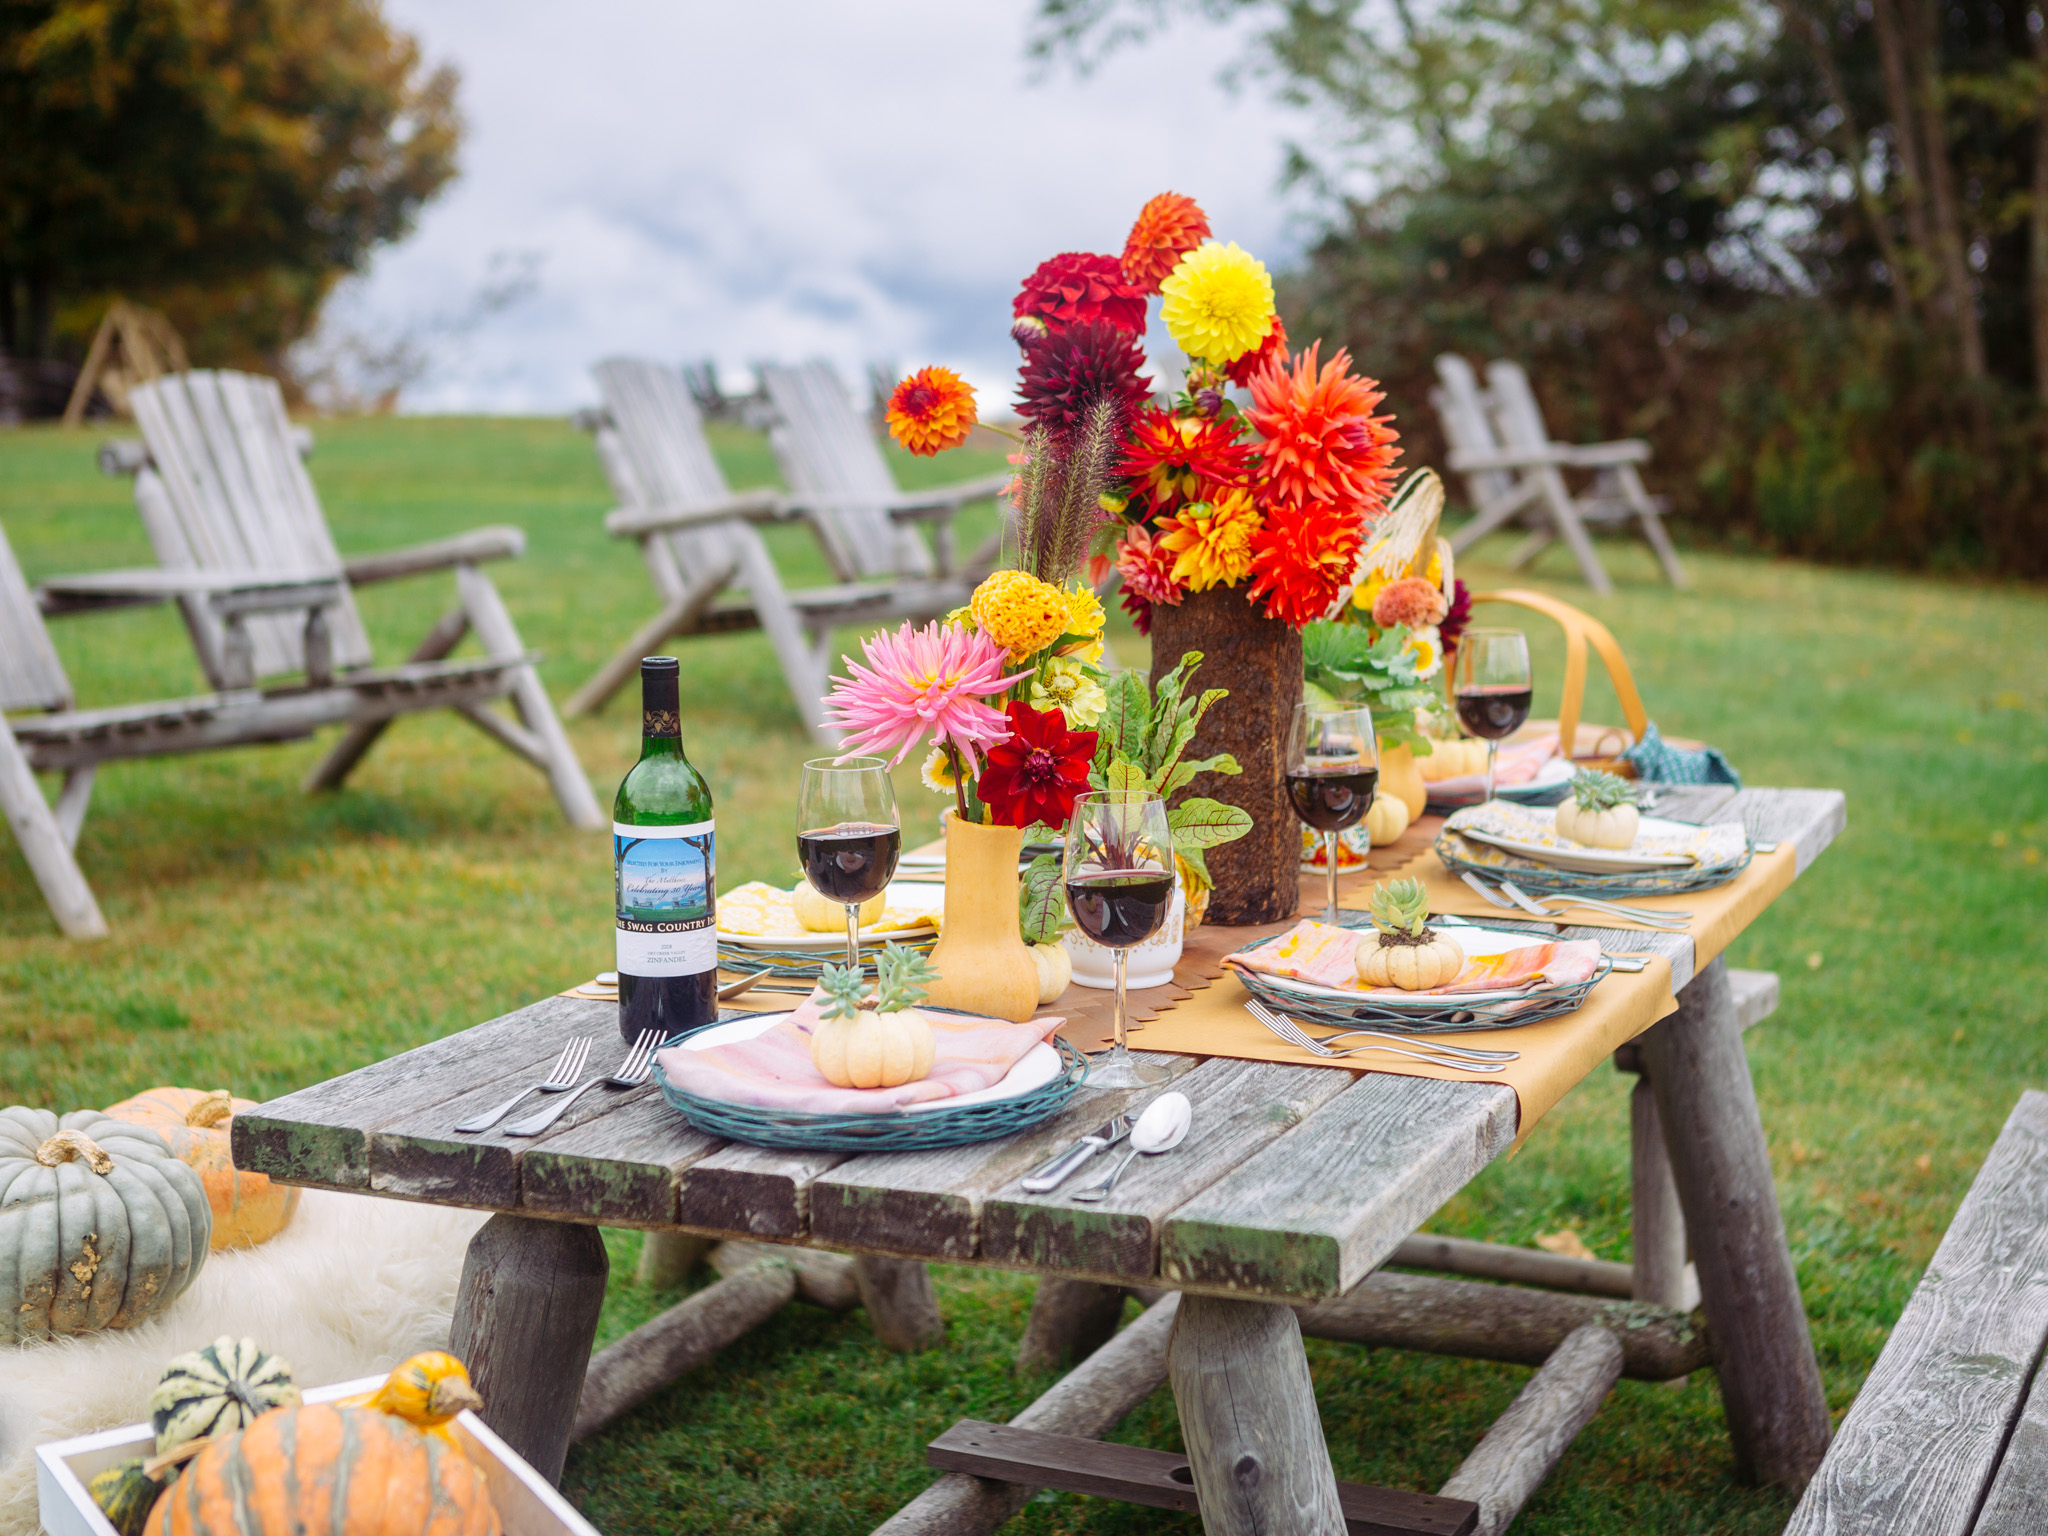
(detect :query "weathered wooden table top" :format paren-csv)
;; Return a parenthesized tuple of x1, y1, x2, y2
(236, 786, 1843, 1303)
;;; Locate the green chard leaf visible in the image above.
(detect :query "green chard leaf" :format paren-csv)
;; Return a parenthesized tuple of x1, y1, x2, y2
(1018, 854, 1068, 943)
(1166, 798, 1254, 849)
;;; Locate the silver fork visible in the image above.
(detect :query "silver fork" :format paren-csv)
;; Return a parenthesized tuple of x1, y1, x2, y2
(1462, 871, 1689, 928)
(505, 1029, 663, 1137)
(1288, 1018, 1519, 1062)
(1245, 1000, 1510, 1072)
(454, 1037, 592, 1133)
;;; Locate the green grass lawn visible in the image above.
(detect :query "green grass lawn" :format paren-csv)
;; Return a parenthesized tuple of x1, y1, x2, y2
(1, 414, 2043, 1535)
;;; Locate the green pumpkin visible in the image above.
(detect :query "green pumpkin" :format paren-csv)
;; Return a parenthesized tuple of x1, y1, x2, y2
(89, 1459, 167, 1536)
(151, 1337, 300, 1455)
(0, 1108, 211, 1342)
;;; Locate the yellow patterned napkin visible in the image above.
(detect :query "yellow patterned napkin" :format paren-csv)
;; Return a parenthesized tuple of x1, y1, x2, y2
(716, 881, 944, 939)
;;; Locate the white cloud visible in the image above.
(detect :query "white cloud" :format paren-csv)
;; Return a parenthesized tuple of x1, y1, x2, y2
(325, 0, 1318, 413)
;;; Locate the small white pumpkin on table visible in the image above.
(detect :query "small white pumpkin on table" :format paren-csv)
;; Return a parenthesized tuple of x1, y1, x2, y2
(791, 878, 885, 933)
(1554, 768, 1640, 850)
(1355, 876, 1466, 990)
(809, 943, 939, 1090)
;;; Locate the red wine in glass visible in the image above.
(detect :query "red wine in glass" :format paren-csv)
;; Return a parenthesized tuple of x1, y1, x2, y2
(1456, 686, 1533, 742)
(797, 822, 901, 905)
(1285, 767, 1380, 833)
(1065, 870, 1176, 949)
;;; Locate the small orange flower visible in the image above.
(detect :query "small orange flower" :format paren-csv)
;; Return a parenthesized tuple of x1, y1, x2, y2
(1121, 192, 1212, 294)
(886, 366, 978, 456)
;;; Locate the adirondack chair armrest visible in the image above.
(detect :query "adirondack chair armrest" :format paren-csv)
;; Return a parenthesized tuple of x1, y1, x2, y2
(343, 526, 527, 586)
(1446, 444, 1577, 474)
(35, 568, 341, 617)
(98, 439, 151, 478)
(1558, 439, 1652, 468)
(605, 490, 787, 539)
(780, 470, 1016, 523)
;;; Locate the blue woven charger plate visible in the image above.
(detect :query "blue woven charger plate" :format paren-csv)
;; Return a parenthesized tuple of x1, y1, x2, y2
(1432, 828, 1753, 898)
(1229, 916, 1612, 1034)
(716, 930, 939, 983)
(653, 1010, 1089, 1151)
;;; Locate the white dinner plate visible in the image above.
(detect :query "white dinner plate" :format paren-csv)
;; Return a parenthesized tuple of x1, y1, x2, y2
(1457, 811, 1700, 873)
(1247, 925, 1556, 1007)
(675, 1010, 1063, 1112)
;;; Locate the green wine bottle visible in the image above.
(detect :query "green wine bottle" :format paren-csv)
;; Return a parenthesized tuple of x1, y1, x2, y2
(614, 657, 717, 1045)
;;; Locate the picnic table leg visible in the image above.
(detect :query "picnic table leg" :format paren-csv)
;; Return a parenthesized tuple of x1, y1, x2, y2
(449, 1214, 609, 1486)
(1167, 1294, 1346, 1535)
(1639, 956, 1831, 1491)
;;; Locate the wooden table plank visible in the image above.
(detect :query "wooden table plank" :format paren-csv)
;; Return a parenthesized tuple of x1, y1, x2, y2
(1710, 787, 1846, 875)
(1161, 1074, 1519, 1297)
(519, 1092, 724, 1226)
(808, 1053, 1205, 1260)
(234, 995, 607, 1188)
(979, 1057, 1354, 1281)
(678, 1145, 856, 1240)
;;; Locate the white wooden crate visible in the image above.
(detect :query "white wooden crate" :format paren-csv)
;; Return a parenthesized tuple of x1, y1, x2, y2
(35, 1376, 601, 1536)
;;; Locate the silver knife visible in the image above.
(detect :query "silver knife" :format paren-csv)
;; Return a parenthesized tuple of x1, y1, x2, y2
(1022, 1113, 1133, 1193)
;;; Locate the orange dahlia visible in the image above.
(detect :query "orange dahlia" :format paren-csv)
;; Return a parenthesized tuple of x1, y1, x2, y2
(1121, 192, 1212, 294)
(1247, 500, 1370, 627)
(1155, 486, 1261, 592)
(1118, 407, 1256, 517)
(1247, 342, 1400, 515)
(886, 367, 978, 456)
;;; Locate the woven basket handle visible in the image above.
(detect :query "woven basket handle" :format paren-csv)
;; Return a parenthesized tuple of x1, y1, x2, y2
(1466, 589, 1649, 757)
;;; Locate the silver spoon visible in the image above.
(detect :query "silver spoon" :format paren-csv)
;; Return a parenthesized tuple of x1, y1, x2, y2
(1071, 1092, 1191, 1202)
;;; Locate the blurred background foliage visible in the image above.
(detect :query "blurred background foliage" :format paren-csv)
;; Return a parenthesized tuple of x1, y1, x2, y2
(1037, 0, 2048, 574)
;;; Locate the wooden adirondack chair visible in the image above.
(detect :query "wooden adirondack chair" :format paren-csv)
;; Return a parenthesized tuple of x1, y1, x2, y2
(568, 358, 1003, 743)
(8, 372, 605, 903)
(758, 360, 1011, 587)
(1431, 354, 1687, 593)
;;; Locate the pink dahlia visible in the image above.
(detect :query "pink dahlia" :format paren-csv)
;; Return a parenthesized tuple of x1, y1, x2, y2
(821, 621, 1032, 770)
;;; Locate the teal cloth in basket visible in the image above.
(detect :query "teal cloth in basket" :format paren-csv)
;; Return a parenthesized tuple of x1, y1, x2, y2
(1620, 721, 1742, 787)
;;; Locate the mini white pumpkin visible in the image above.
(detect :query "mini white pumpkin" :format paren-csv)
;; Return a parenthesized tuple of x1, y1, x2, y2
(792, 880, 886, 933)
(1363, 793, 1412, 847)
(1554, 769, 1640, 850)
(809, 944, 938, 1089)
(1354, 877, 1465, 991)
(1027, 941, 1072, 1004)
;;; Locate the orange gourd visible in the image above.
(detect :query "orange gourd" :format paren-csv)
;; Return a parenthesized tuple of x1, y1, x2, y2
(339, 1351, 483, 1449)
(102, 1088, 298, 1250)
(147, 1405, 499, 1536)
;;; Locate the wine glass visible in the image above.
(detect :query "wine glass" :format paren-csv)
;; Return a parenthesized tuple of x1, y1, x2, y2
(1285, 703, 1378, 925)
(796, 757, 901, 973)
(1063, 791, 1174, 1088)
(1454, 629, 1534, 803)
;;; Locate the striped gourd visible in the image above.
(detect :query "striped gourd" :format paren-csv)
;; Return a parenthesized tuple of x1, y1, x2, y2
(149, 1405, 500, 1536)
(87, 1460, 166, 1536)
(149, 1337, 300, 1455)
(339, 1351, 483, 1448)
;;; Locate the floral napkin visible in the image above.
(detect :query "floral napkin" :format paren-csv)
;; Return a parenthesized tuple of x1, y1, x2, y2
(1444, 802, 1750, 868)
(654, 994, 1063, 1114)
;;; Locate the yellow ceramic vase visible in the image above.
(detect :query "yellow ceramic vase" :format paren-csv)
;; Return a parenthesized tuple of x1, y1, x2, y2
(1380, 743, 1428, 820)
(923, 815, 1040, 1023)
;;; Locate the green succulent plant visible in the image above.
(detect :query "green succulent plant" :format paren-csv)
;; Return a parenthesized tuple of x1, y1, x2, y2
(1570, 768, 1638, 811)
(817, 961, 868, 1020)
(874, 943, 936, 1012)
(1366, 876, 1437, 944)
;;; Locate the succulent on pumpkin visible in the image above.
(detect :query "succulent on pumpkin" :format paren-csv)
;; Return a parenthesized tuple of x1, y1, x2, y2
(874, 943, 937, 1013)
(1570, 769, 1637, 811)
(1366, 877, 1436, 944)
(817, 962, 869, 1020)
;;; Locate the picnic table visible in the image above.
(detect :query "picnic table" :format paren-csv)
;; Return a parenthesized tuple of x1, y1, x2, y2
(233, 783, 1844, 1533)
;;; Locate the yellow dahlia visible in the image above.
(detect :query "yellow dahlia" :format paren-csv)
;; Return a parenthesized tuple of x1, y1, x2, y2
(1156, 487, 1261, 592)
(886, 366, 978, 456)
(1030, 656, 1108, 728)
(1159, 242, 1276, 366)
(970, 569, 1073, 662)
(1061, 583, 1106, 639)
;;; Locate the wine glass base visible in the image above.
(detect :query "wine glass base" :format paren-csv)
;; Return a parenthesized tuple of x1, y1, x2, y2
(1088, 1047, 1169, 1088)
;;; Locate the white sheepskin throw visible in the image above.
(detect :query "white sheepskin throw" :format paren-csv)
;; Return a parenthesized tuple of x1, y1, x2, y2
(0, 1190, 486, 1536)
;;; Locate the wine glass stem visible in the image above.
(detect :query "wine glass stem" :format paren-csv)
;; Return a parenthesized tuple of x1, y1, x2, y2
(1484, 739, 1499, 804)
(1112, 946, 1129, 1058)
(1323, 830, 1340, 924)
(844, 904, 861, 975)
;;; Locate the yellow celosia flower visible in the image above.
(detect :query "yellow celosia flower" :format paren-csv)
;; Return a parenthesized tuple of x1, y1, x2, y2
(1156, 489, 1260, 591)
(1030, 657, 1108, 728)
(1061, 584, 1106, 639)
(920, 746, 963, 794)
(1406, 626, 1444, 678)
(970, 569, 1071, 661)
(1350, 570, 1390, 613)
(1159, 242, 1276, 365)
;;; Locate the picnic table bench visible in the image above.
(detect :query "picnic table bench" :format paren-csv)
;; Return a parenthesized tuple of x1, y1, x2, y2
(233, 783, 1843, 1534)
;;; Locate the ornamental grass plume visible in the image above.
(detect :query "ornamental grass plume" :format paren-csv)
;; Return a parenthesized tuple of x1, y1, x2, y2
(1156, 488, 1261, 592)
(821, 620, 1030, 771)
(885, 367, 978, 456)
(1247, 342, 1401, 516)
(1159, 241, 1276, 365)
(1013, 252, 1148, 335)
(1010, 399, 1122, 585)
(1121, 192, 1211, 293)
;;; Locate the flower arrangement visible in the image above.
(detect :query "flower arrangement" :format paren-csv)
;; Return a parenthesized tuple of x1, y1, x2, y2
(882, 190, 1403, 637)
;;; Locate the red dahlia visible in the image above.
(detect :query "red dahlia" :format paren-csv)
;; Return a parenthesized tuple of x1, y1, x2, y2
(1013, 253, 1149, 336)
(1224, 316, 1289, 387)
(1016, 321, 1153, 439)
(977, 702, 1099, 828)
(1118, 407, 1257, 518)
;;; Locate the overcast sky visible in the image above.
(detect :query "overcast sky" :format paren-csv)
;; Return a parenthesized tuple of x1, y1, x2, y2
(329, 0, 1322, 414)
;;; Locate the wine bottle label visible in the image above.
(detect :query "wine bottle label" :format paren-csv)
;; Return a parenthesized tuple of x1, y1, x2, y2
(614, 819, 716, 976)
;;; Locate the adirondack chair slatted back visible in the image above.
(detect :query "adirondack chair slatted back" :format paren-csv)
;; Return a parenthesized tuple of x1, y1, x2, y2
(591, 358, 753, 602)
(759, 361, 934, 580)
(1430, 355, 1520, 510)
(1482, 361, 1559, 454)
(127, 371, 374, 681)
(0, 522, 72, 713)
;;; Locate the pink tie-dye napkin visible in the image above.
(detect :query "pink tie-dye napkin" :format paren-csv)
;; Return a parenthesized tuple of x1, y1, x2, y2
(1226, 920, 1603, 996)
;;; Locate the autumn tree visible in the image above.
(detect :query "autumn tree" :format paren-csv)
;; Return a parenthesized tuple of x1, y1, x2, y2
(0, 0, 460, 367)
